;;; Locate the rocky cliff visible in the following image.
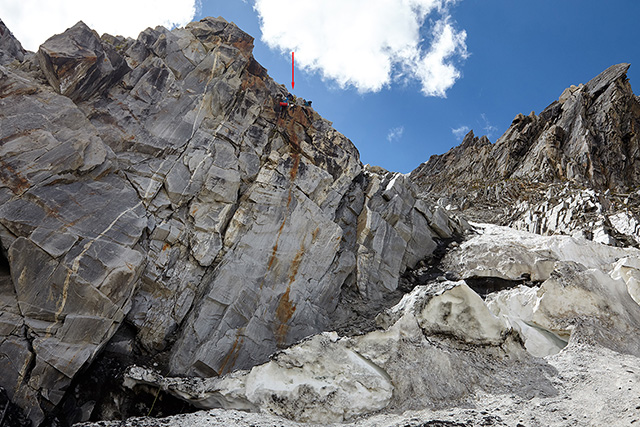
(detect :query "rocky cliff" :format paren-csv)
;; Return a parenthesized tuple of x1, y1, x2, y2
(0, 17, 465, 426)
(411, 63, 640, 245)
(2, 16, 640, 427)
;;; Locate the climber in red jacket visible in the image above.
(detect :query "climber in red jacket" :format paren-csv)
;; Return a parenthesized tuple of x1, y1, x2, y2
(276, 95, 288, 118)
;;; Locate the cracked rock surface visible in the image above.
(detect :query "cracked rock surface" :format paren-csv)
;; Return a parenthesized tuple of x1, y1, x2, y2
(95, 224, 640, 426)
(0, 17, 464, 425)
(2, 14, 640, 427)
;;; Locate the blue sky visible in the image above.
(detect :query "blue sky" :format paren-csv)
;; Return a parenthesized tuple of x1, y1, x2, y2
(2, 0, 639, 174)
(197, 0, 640, 173)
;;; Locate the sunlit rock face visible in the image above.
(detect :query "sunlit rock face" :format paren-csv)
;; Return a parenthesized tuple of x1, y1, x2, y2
(0, 17, 464, 425)
(118, 223, 640, 425)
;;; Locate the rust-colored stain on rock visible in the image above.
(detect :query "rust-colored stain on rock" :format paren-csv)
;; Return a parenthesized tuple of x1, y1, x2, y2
(267, 241, 279, 271)
(311, 227, 320, 243)
(289, 152, 301, 181)
(275, 287, 296, 347)
(267, 150, 300, 272)
(217, 331, 244, 376)
(0, 159, 30, 195)
(288, 245, 304, 285)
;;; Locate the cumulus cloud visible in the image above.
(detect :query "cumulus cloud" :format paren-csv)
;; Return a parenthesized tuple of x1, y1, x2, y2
(451, 125, 470, 139)
(254, 0, 467, 97)
(0, 0, 198, 51)
(387, 126, 405, 143)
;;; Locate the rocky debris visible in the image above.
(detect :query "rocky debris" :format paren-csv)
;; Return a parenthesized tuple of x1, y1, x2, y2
(120, 278, 554, 423)
(73, 343, 640, 427)
(496, 182, 640, 247)
(0, 19, 25, 65)
(0, 17, 463, 425)
(3, 14, 640, 427)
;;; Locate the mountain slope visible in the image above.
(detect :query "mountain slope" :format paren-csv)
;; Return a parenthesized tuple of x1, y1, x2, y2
(411, 64, 640, 244)
(3, 16, 640, 427)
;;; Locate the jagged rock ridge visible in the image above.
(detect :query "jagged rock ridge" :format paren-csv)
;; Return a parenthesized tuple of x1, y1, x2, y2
(0, 16, 465, 425)
(411, 63, 640, 245)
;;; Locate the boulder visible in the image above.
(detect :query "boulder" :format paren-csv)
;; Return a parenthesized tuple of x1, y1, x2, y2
(37, 21, 129, 101)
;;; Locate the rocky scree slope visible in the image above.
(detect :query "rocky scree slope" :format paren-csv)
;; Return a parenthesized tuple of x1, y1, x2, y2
(411, 64, 640, 246)
(0, 17, 466, 426)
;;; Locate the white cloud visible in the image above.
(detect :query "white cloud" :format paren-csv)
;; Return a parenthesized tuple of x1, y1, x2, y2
(387, 126, 405, 143)
(451, 125, 469, 139)
(412, 18, 468, 96)
(254, 0, 467, 97)
(0, 0, 198, 51)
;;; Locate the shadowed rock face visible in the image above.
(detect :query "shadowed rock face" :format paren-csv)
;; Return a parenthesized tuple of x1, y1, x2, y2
(0, 19, 25, 65)
(411, 64, 640, 244)
(0, 17, 465, 425)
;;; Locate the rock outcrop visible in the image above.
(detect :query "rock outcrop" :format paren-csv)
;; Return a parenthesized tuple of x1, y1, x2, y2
(2, 14, 640, 427)
(413, 63, 640, 192)
(0, 17, 464, 425)
(37, 21, 130, 102)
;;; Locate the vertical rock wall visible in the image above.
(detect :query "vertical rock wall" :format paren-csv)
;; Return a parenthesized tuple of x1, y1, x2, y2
(0, 17, 462, 424)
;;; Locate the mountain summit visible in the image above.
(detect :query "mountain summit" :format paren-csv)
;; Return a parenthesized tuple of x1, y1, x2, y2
(413, 63, 639, 191)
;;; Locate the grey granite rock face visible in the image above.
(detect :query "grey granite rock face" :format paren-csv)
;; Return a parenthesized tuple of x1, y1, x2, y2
(0, 17, 459, 424)
(0, 61, 145, 424)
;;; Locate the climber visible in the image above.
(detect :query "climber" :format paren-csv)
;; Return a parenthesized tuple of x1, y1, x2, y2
(287, 93, 296, 109)
(302, 99, 312, 107)
(276, 95, 288, 118)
